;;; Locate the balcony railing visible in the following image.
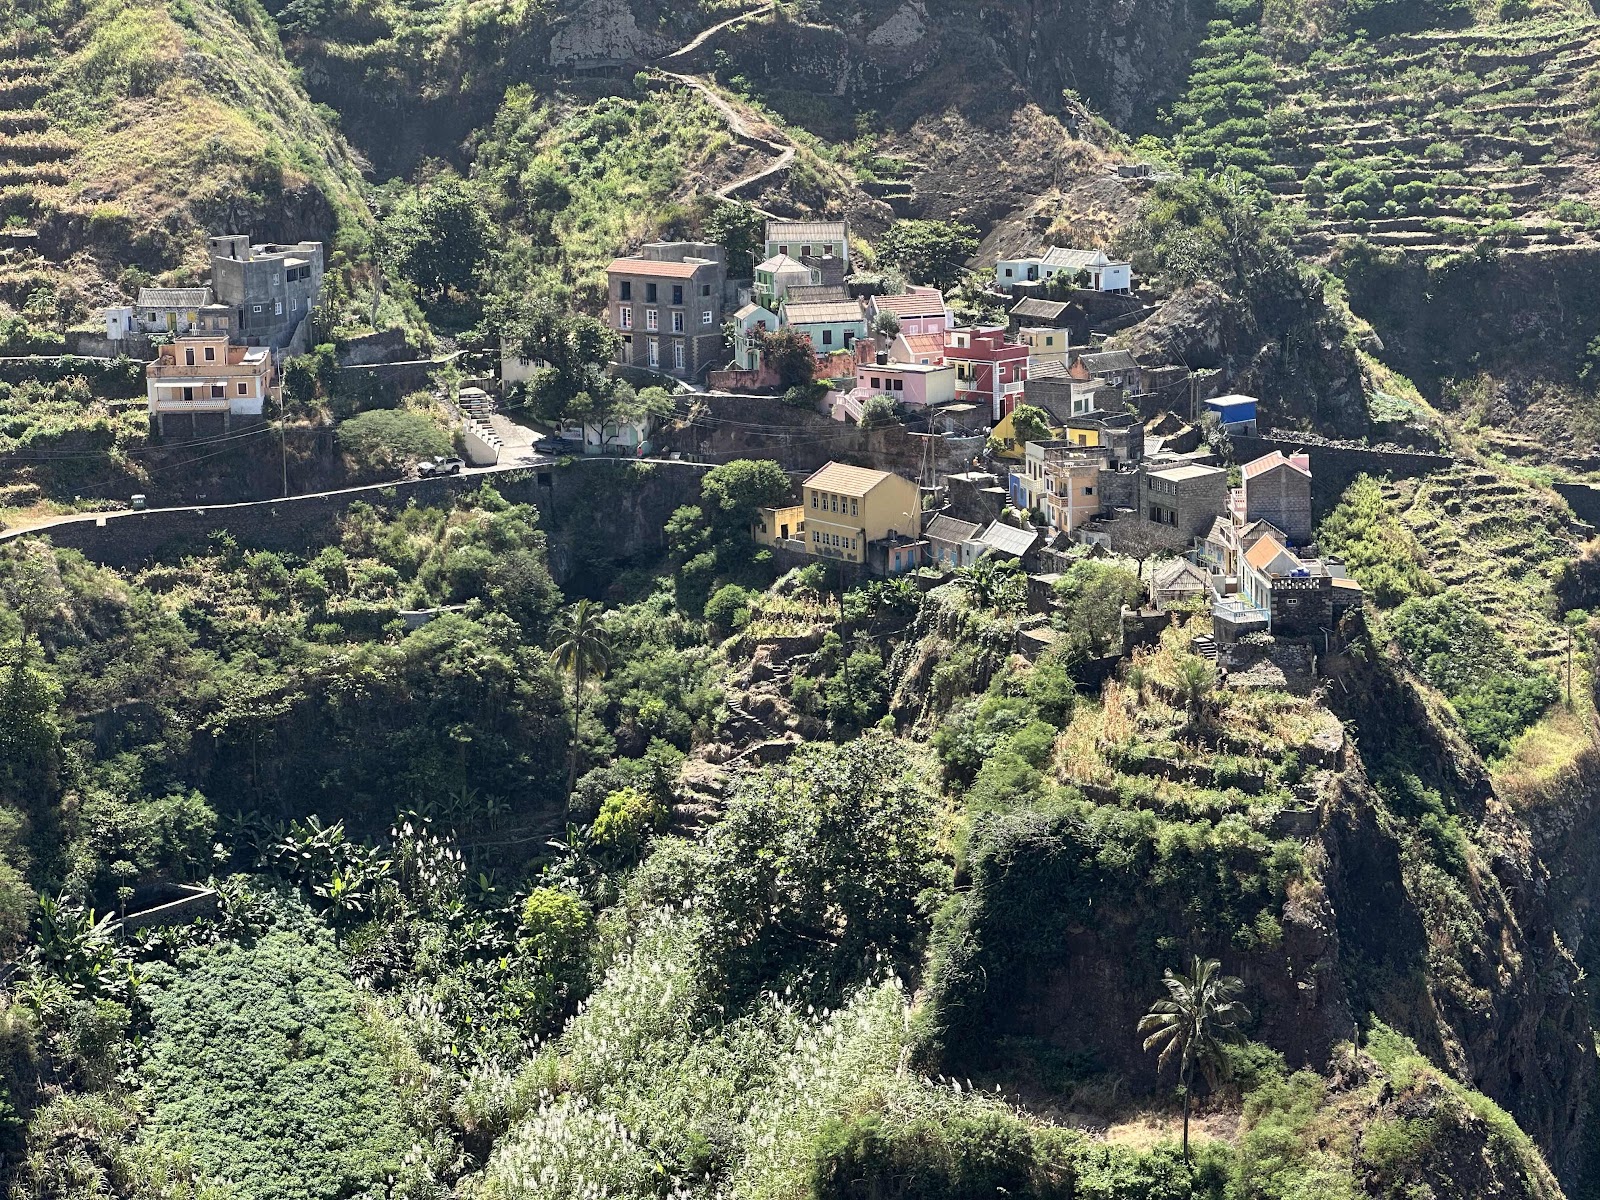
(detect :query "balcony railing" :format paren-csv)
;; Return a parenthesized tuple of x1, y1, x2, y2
(1212, 596, 1270, 624)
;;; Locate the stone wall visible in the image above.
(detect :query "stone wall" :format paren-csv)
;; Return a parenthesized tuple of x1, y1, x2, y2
(13, 461, 712, 590)
(1228, 433, 1452, 513)
(682, 393, 985, 477)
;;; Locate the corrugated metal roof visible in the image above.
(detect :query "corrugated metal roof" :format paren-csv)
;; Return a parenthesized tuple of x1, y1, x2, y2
(782, 300, 864, 325)
(767, 220, 848, 242)
(979, 521, 1038, 557)
(925, 514, 981, 543)
(804, 461, 902, 495)
(1041, 247, 1109, 269)
(875, 291, 946, 317)
(137, 287, 211, 308)
(1010, 297, 1071, 320)
(606, 257, 709, 279)
(1242, 450, 1311, 479)
(1078, 350, 1139, 373)
(785, 284, 850, 302)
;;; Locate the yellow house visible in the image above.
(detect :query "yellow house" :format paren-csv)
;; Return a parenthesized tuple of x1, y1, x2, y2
(991, 403, 1067, 460)
(753, 504, 806, 547)
(802, 462, 921, 565)
(1018, 326, 1072, 368)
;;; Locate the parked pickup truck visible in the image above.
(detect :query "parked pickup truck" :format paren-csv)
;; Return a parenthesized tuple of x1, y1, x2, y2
(417, 457, 466, 478)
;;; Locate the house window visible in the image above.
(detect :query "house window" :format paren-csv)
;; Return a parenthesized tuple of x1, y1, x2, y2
(824, 244, 834, 256)
(1045, 336, 1054, 346)
(1005, 268, 1013, 278)
(252, 304, 262, 314)
(619, 307, 633, 329)
(646, 283, 658, 303)
(211, 384, 225, 398)
(646, 310, 659, 331)
(673, 341, 685, 370)
(204, 346, 216, 362)
(184, 347, 195, 366)
(892, 379, 903, 391)
(871, 377, 881, 388)
(851, 499, 858, 516)
(620, 281, 632, 301)
(238, 382, 249, 395)
(822, 330, 833, 346)
(1084, 486, 1095, 496)
(811, 492, 818, 508)
(182, 387, 193, 401)
(802, 245, 811, 257)
(702, 310, 713, 326)
(672, 285, 683, 305)
(648, 339, 660, 367)
(778, 245, 788, 255)
(701, 283, 711, 297)
(672, 312, 684, 333)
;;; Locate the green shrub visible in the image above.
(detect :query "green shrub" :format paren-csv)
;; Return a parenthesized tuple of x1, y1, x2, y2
(139, 929, 409, 1200)
(590, 785, 667, 861)
(1386, 591, 1557, 758)
(1317, 475, 1438, 606)
(336, 409, 450, 474)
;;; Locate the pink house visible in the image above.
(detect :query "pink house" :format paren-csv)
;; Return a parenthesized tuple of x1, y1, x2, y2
(871, 287, 951, 337)
(855, 356, 957, 409)
(891, 331, 947, 365)
(945, 325, 1029, 422)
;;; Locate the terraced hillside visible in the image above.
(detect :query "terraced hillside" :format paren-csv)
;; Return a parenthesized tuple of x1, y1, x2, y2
(0, 0, 367, 321)
(1176, 15, 1600, 256)
(1380, 464, 1579, 670)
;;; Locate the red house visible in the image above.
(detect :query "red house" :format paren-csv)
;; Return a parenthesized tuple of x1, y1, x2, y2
(945, 325, 1029, 423)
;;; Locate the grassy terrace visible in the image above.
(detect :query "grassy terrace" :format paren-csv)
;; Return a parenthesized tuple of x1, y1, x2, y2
(1175, 14, 1600, 254)
(1056, 613, 1342, 823)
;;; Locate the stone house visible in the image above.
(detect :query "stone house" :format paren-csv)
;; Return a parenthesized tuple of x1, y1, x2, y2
(207, 234, 323, 348)
(606, 242, 727, 382)
(1071, 349, 1143, 394)
(1140, 462, 1229, 540)
(132, 286, 232, 337)
(1241, 449, 1313, 545)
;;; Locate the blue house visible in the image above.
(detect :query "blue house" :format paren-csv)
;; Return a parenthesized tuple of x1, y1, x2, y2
(1206, 394, 1258, 434)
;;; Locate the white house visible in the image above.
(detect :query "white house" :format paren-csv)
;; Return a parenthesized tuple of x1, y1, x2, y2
(995, 247, 1133, 293)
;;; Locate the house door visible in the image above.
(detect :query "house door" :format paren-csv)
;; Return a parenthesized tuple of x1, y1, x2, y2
(648, 339, 659, 368)
(166, 313, 177, 332)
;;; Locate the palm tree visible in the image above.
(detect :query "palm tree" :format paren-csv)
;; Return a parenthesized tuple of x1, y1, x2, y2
(1172, 655, 1216, 729)
(1138, 956, 1247, 1165)
(953, 556, 1021, 611)
(548, 598, 611, 788)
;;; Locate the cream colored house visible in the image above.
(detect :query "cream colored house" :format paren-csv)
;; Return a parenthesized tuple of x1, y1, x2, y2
(802, 462, 921, 566)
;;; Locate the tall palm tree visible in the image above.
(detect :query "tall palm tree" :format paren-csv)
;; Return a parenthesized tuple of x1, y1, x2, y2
(1137, 955, 1247, 1165)
(548, 598, 610, 789)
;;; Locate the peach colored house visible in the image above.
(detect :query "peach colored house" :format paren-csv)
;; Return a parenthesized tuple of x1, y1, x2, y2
(146, 334, 276, 434)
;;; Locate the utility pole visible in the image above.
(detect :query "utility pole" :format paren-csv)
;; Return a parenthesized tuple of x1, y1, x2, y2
(279, 387, 288, 498)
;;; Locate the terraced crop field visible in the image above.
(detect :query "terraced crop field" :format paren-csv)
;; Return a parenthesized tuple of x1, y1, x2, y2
(1380, 464, 1578, 668)
(0, 33, 74, 303)
(1175, 16, 1600, 256)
